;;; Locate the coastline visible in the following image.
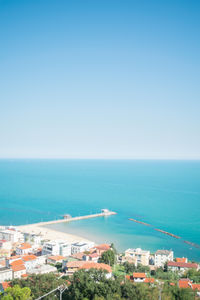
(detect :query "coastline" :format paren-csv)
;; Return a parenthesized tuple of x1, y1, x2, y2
(17, 223, 94, 244)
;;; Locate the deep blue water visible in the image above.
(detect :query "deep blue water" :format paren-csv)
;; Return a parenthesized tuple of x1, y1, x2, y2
(0, 159, 200, 261)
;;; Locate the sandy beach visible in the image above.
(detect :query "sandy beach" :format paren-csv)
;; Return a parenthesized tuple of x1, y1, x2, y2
(17, 223, 93, 244)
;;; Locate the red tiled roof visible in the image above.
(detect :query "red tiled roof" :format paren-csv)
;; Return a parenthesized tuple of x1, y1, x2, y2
(168, 261, 198, 269)
(21, 274, 28, 278)
(1, 282, 11, 290)
(48, 255, 64, 261)
(191, 284, 200, 291)
(11, 264, 26, 272)
(133, 273, 146, 278)
(80, 262, 112, 273)
(67, 261, 85, 268)
(144, 278, 155, 283)
(95, 244, 110, 251)
(170, 282, 175, 286)
(126, 275, 130, 280)
(10, 259, 24, 267)
(22, 255, 37, 261)
(71, 253, 85, 260)
(89, 253, 99, 258)
(17, 243, 31, 250)
(176, 257, 187, 263)
(179, 279, 191, 288)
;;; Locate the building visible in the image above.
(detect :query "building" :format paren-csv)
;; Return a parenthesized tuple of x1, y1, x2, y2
(176, 257, 188, 263)
(47, 255, 64, 265)
(0, 229, 24, 243)
(124, 248, 150, 266)
(154, 250, 174, 267)
(92, 244, 110, 256)
(168, 261, 199, 273)
(0, 267, 12, 282)
(22, 255, 38, 271)
(42, 240, 71, 256)
(0, 240, 12, 251)
(71, 242, 94, 254)
(27, 264, 57, 275)
(0, 281, 11, 292)
(83, 253, 100, 263)
(80, 262, 112, 279)
(16, 243, 32, 255)
(65, 261, 86, 275)
(11, 264, 26, 279)
(132, 273, 146, 283)
(23, 233, 42, 246)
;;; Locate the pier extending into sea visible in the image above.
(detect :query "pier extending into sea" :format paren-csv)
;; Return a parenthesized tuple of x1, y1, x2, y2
(31, 209, 117, 227)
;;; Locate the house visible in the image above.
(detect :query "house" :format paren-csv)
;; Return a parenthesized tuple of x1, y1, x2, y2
(83, 253, 100, 263)
(11, 264, 26, 279)
(16, 243, 32, 255)
(0, 240, 12, 251)
(168, 261, 199, 273)
(47, 255, 65, 265)
(0, 281, 11, 292)
(27, 264, 57, 275)
(65, 261, 86, 275)
(124, 248, 150, 266)
(71, 242, 94, 254)
(0, 229, 24, 243)
(0, 267, 12, 282)
(70, 252, 85, 260)
(178, 279, 200, 297)
(132, 272, 146, 283)
(176, 257, 188, 263)
(80, 262, 112, 279)
(154, 250, 174, 267)
(92, 244, 110, 256)
(22, 255, 38, 271)
(23, 233, 41, 246)
(178, 278, 192, 288)
(42, 240, 71, 256)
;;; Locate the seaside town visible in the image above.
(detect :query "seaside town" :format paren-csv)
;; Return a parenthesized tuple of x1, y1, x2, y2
(0, 216, 200, 299)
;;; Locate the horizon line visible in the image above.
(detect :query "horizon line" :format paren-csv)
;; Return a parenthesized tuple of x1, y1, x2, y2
(0, 157, 200, 161)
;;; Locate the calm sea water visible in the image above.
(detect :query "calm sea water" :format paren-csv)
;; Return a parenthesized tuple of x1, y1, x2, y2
(0, 159, 200, 261)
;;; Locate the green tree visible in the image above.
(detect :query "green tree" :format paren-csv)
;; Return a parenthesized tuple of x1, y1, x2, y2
(11, 273, 66, 299)
(1, 285, 31, 300)
(123, 261, 136, 274)
(99, 249, 115, 266)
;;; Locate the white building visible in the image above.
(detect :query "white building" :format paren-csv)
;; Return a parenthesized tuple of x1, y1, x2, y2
(124, 248, 150, 266)
(0, 267, 12, 282)
(42, 240, 71, 257)
(16, 243, 32, 255)
(155, 250, 174, 267)
(23, 233, 42, 246)
(27, 264, 57, 275)
(71, 242, 94, 254)
(0, 229, 24, 243)
(0, 240, 12, 251)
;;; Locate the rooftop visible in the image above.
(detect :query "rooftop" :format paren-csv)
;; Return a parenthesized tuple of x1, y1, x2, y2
(168, 261, 198, 269)
(156, 250, 172, 255)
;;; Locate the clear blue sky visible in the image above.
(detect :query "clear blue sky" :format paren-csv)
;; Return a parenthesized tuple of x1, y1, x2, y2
(0, 0, 200, 159)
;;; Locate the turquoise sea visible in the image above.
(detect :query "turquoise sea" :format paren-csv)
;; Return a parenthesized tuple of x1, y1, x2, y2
(0, 159, 200, 261)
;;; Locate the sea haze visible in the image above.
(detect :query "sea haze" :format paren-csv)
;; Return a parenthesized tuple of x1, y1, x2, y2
(0, 159, 200, 261)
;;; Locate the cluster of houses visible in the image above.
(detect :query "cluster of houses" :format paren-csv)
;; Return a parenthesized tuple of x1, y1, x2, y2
(0, 226, 200, 296)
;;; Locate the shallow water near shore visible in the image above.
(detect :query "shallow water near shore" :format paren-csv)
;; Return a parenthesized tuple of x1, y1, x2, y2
(0, 159, 200, 261)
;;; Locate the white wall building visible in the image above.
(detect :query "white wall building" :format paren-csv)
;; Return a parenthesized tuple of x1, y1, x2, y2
(155, 250, 174, 267)
(0, 230, 24, 243)
(124, 248, 150, 266)
(16, 243, 32, 255)
(71, 242, 94, 254)
(0, 267, 12, 282)
(42, 240, 71, 257)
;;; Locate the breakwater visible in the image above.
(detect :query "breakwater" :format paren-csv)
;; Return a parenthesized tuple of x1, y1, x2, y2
(129, 217, 200, 249)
